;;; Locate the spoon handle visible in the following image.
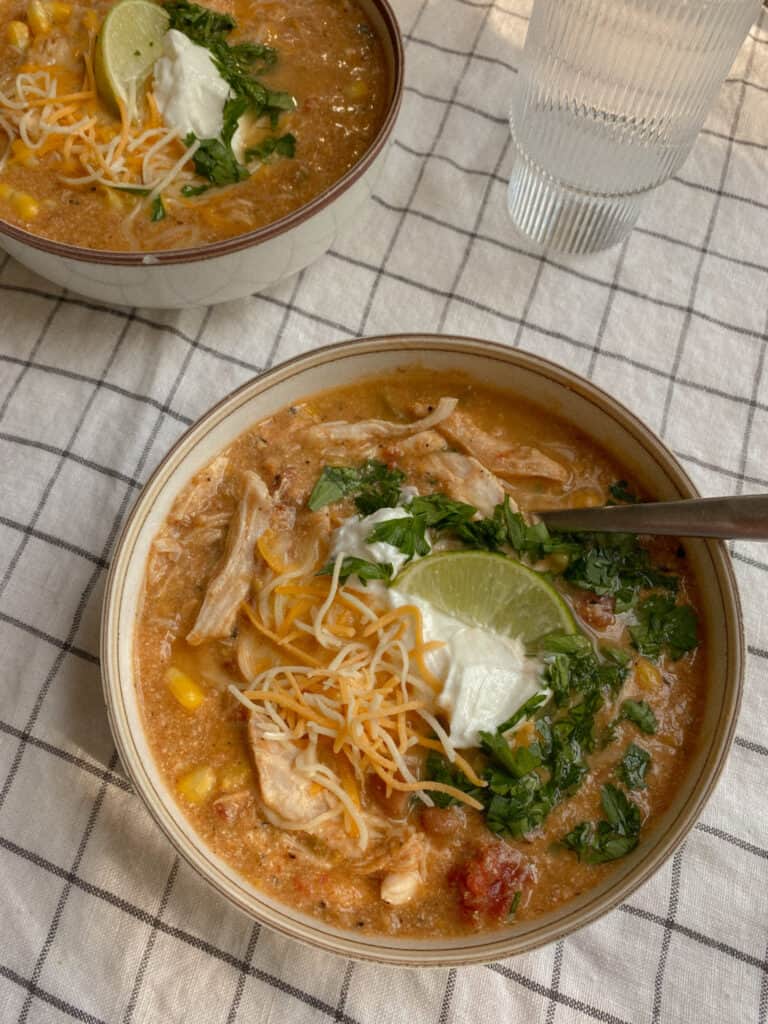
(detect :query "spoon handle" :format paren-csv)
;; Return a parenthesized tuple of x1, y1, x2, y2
(538, 494, 768, 540)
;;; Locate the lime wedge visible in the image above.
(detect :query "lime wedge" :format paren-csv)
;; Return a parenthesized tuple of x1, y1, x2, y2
(94, 0, 169, 115)
(393, 551, 576, 646)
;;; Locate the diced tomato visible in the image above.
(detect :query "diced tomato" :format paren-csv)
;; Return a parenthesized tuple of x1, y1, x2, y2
(449, 842, 530, 924)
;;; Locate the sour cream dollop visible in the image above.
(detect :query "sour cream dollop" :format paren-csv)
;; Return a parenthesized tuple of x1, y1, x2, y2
(387, 590, 544, 748)
(330, 502, 430, 578)
(329, 505, 546, 748)
(154, 29, 230, 140)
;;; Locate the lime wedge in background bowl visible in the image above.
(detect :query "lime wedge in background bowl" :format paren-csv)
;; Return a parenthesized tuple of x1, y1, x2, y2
(393, 550, 576, 646)
(94, 0, 169, 115)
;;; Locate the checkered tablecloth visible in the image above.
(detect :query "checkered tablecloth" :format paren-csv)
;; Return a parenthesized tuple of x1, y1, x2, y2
(1, 1, 767, 1021)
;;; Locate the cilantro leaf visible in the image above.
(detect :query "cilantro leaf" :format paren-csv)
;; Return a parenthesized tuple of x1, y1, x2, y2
(317, 556, 392, 586)
(562, 783, 642, 863)
(149, 195, 166, 222)
(180, 183, 210, 197)
(366, 514, 429, 560)
(496, 691, 550, 735)
(620, 699, 658, 735)
(617, 743, 650, 790)
(601, 782, 641, 835)
(404, 493, 475, 529)
(353, 461, 406, 516)
(308, 466, 361, 511)
(609, 480, 638, 504)
(164, 0, 235, 42)
(479, 731, 542, 779)
(245, 133, 296, 162)
(424, 752, 484, 808)
(629, 593, 699, 660)
(186, 133, 249, 187)
(563, 533, 678, 612)
(307, 461, 405, 514)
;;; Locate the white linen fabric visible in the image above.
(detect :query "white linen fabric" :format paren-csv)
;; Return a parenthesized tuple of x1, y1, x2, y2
(0, 1, 766, 1021)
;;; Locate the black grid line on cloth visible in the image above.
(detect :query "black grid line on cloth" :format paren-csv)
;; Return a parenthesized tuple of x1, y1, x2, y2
(695, 823, 768, 861)
(333, 961, 355, 1023)
(0, 609, 98, 664)
(545, 940, 565, 1024)
(391, 136, 768, 276)
(0, 352, 194, 425)
(585, 235, 631, 378)
(0, 294, 63, 418)
(121, 858, 180, 1024)
(0, 831, 367, 1024)
(0, 719, 131, 794)
(357, 0, 493, 336)
(650, 847, 684, 1024)
(13, 309, 214, 1022)
(487, 962, 632, 1024)
(224, 922, 260, 1024)
(0, 430, 142, 487)
(619, 902, 768, 975)
(17, 750, 119, 1023)
(0, 513, 109, 568)
(659, 13, 763, 440)
(761, 938, 768, 1024)
(0, 280, 267, 375)
(735, 735, 768, 756)
(263, 267, 311, 371)
(405, 30, 517, 71)
(437, 968, 456, 1024)
(364, 191, 768, 343)
(436, 134, 513, 333)
(0, 964, 108, 1024)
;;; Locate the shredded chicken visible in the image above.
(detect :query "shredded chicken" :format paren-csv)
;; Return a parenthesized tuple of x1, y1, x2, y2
(306, 396, 458, 446)
(248, 725, 331, 825)
(415, 406, 568, 483)
(388, 429, 449, 458)
(187, 471, 271, 645)
(170, 453, 230, 524)
(420, 451, 509, 516)
(380, 833, 427, 905)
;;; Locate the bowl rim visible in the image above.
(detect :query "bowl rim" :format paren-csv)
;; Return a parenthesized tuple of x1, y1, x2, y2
(0, 0, 404, 268)
(101, 333, 744, 966)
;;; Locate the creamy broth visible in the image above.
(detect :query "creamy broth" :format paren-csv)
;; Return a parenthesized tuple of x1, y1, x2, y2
(0, 0, 389, 250)
(136, 369, 706, 936)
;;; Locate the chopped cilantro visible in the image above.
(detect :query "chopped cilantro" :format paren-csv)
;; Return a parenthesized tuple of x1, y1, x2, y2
(496, 691, 550, 735)
(617, 743, 650, 790)
(165, 1, 294, 190)
(562, 784, 642, 863)
(404, 493, 475, 530)
(308, 466, 362, 510)
(307, 461, 405, 515)
(365, 515, 430, 560)
(507, 891, 522, 919)
(186, 133, 249, 187)
(479, 730, 543, 779)
(423, 752, 484, 808)
(630, 593, 699, 660)
(245, 133, 297, 162)
(609, 480, 639, 504)
(317, 556, 392, 586)
(620, 699, 658, 735)
(181, 183, 211, 197)
(563, 532, 678, 612)
(150, 195, 166, 221)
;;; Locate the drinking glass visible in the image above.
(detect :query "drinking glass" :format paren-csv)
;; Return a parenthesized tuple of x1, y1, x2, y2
(507, 0, 761, 254)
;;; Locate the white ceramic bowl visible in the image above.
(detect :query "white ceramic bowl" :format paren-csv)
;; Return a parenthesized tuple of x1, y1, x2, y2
(101, 335, 743, 965)
(0, 0, 402, 309)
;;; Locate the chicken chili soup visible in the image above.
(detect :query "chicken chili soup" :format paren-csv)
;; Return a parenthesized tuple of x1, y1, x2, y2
(136, 369, 705, 936)
(0, 0, 389, 250)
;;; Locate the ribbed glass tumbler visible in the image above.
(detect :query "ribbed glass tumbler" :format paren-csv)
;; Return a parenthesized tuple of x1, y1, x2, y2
(507, 0, 761, 254)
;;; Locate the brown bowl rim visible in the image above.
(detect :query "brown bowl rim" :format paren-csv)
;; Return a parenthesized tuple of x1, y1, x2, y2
(0, 0, 404, 267)
(101, 334, 744, 966)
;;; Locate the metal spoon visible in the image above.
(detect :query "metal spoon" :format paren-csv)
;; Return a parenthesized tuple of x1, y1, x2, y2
(537, 494, 768, 540)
